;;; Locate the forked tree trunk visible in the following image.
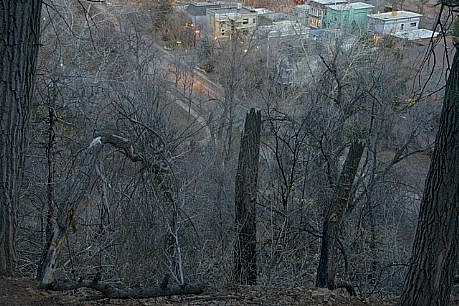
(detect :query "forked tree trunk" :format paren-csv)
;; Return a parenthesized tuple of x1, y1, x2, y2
(234, 108, 261, 285)
(39, 137, 104, 287)
(0, 0, 43, 275)
(39, 132, 177, 288)
(316, 140, 364, 289)
(399, 44, 459, 306)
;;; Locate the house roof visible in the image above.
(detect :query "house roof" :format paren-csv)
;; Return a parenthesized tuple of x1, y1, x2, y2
(391, 29, 438, 40)
(309, 0, 347, 6)
(368, 10, 422, 20)
(260, 12, 294, 22)
(253, 8, 273, 15)
(328, 2, 374, 10)
(186, 3, 222, 16)
(292, 4, 310, 11)
(207, 6, 256, 15)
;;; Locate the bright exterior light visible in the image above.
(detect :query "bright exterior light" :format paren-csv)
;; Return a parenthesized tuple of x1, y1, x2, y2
(244, 49, 248, 53)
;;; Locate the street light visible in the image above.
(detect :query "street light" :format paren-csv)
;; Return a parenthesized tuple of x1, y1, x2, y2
(194, 29, 200, 47)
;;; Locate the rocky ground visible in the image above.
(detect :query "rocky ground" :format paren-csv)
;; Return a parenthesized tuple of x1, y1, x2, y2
(0, 276, 397, 306)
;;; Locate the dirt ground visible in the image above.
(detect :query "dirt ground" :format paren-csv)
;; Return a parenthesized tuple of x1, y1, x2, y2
(0, 276, 396, 306)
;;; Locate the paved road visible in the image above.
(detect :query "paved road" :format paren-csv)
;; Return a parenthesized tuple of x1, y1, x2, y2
(152, 42, 224, 100)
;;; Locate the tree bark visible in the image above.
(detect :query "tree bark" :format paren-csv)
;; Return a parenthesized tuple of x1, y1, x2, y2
(234, 108, 262, 285)
(316, 140, 364, 289)
(0, 0, 43, 275)
(399, 46, 459, 306)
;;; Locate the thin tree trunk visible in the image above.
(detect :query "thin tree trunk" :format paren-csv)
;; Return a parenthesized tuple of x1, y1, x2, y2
(399, 44, 459, 306)
(37, 100, 56, 279)
(0, 0, 43, 275)
(234, 108, 261, 285)
(316, 140, 364, 289)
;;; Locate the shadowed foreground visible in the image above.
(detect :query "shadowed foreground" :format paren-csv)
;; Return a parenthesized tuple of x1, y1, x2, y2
(0, 276, 397, 305)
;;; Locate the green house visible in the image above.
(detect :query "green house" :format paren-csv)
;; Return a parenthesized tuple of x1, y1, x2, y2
(325, 2, 374, 32)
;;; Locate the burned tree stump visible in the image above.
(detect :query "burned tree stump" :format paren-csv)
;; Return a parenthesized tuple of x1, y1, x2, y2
(234, 108, 262, 285)
(316, 140, 364, 290)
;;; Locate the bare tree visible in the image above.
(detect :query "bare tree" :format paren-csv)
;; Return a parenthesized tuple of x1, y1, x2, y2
(399, 29, 459, 306)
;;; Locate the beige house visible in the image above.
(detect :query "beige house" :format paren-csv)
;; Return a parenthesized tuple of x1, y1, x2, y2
(207, 6, 257, 40)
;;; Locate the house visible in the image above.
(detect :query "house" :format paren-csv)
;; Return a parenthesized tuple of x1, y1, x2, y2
(207, 5, 258, 40)
(185, 2, 222, 43)
(325, 2, 374, 32)
(367, 11, 422, 35)
(307, 0, 347, 28)
(253, 7, 273, 15)
(291, 4, 310, 25)
(258, 12, 294, 26)
(391, 28, 438, 41)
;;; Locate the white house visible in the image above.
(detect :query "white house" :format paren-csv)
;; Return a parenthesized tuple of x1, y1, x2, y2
(367, 11, 422, 35)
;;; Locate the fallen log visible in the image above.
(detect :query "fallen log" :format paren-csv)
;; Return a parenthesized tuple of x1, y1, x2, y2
(46, 280, 205, 299)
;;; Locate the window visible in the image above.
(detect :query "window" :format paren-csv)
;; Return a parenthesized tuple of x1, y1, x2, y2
(410, 22, 417, 27)
(400, 23, 404, 30)
(243, 18, 249, 24)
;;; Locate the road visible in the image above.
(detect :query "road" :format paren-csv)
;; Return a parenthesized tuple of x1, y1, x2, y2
(152, 42, 224, 100)
(93, 2, 229, 144)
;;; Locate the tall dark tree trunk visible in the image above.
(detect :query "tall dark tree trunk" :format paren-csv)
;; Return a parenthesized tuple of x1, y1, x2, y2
(399, 45, 459, 306)
(316, 140, 364, 289)
(234, 108, 261, 285)
(0, 0, 43, 275)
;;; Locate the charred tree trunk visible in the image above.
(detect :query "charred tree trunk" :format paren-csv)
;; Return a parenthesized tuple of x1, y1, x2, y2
(399, 44, 459, 306)
(0, 0, 43, 275)
(234, 109, 261, 285)
(316, 140, 364, 289)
